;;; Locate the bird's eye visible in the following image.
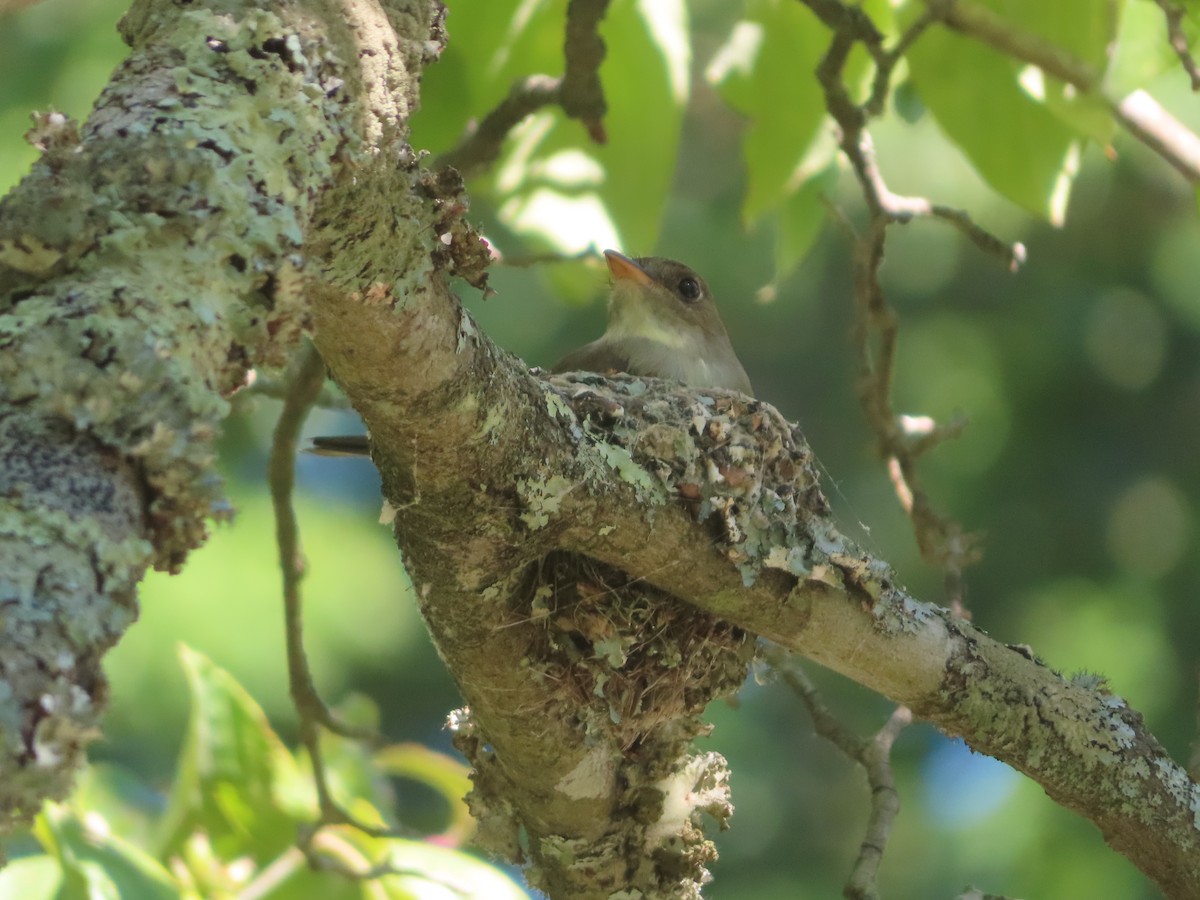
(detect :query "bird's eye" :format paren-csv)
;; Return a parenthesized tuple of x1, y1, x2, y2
(677, 278, 701, 301)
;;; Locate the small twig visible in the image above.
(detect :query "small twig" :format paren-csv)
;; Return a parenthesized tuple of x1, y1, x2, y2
(769, 650, 911, 900)
(435, 75, 562, 178)
(866, 8, 940, 116)
(931, 0, 1099, 90)
(800, 0, 997, 610)
(270, 342, 378, 744)
(241, 370, 351, 408)
(561, 0, 612, 142)
(1153, 0, 1200, 90)
(293, 826, 466, 894)
(268, 342, 400, 856)
(436, 0, 614, 178)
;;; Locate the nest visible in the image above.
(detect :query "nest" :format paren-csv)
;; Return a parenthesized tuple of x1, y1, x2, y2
(523, 550, 754, 753)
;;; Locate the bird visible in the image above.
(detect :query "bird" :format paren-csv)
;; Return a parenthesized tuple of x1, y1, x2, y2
(552, 249, 752, 394)
(308, 249, 751, 457)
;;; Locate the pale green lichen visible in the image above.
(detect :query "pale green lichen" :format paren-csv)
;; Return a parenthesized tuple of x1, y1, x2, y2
(592, 439, 663, 502)
(0, 6, 365, 569)
(517, 475, 574, 530)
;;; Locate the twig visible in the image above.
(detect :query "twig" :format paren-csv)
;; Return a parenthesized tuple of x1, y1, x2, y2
(294, 826, 470, 894)
(769, 650, 911, 900)
(494, 247, 595, 268)
(436, 0, 613, 178)
(1109, 90, 1200, 185)
(802, 0, 995, 616)
(242, 370, 352, 408)
(268, 342, 394, 847)
(435, 76, 562, 178)
(1153, 0, 1200, 90)
(933, 0, 1100, 89)
(561, 0, 612, 142)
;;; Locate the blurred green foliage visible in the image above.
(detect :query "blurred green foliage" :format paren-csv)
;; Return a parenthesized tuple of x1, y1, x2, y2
(0, 648, 521, 898)
(3, 0, 1200, 896)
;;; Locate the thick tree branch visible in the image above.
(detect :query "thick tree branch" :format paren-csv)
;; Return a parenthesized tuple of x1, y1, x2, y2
(0, 0, 441, 846)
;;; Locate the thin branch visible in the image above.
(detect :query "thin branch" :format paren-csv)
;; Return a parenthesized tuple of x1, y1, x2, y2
(1109, 89, 1200, 185)
(801, 0, 998, 615)
(494, 247, 595, 268)
(561, 0, 612, 142)
(270, 342, 378, 744)
(933, 0, 1100, 89)
(1153, 0, 1200, 90)
(268, 342, 396, 849)
(436, 0, 613, 178)
(241, 368, 351, 408)
(769, 650, 911, 900)
(434, 75, 562, 178)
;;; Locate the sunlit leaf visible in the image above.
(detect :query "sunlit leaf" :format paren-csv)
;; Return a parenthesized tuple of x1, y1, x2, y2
(417, 0, 688, 256)
(904, 15, 1081, 222)
(32, 803, 177, 900)
(775, 159, 838, 278)
(320, 827, 530, 900)
(0, 855, 62, 899)
(375, 743, 474, 843)
(707, 1, 827, 226)
(1106, 0, 1187, 95)
(156, 645, 301, 862)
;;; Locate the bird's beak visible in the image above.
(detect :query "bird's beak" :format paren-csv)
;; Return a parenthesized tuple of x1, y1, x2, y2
(603, 249, 653, 286)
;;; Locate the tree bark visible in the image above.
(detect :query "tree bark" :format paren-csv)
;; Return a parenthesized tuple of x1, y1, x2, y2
(0, 0, 439, 850)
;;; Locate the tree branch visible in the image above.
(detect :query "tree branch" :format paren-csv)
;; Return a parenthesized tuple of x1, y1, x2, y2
(0, 0, 441, 848)
(770, 652, 911, 900)
(312, 265, 1200, 896)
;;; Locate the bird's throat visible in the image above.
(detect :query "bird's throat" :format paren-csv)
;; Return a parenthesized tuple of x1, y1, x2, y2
(605, 282, 691, 350)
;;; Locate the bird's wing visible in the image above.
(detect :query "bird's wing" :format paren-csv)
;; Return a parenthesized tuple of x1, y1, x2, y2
(550, 340, 633, 377)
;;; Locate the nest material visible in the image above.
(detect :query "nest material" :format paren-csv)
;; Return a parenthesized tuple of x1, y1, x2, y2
(524, 550, 754, 752)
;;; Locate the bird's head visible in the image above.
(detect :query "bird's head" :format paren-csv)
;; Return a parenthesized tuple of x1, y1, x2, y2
(602, 250, 732, 346)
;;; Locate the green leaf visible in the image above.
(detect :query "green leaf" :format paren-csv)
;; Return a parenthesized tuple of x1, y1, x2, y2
(904, 11, 1082, 222)
(776, 158, 838, 277)
(32, 803, 177, 900)
(0, 855, 62, 899)
(374, 743, 474, 843)
(67, 763, 162, 853)
(596, 0, 690, 251)
(707, 1, 828, 226)
(156, 644, 301, 862)
(328, 829, 531, 900)
(413, 0, 562, 155)
(1106, 0, 1185, 96)
(416, 0, 688, 256)
(1003, 0, 1118, 69)
(1008, 0, 1120, 144)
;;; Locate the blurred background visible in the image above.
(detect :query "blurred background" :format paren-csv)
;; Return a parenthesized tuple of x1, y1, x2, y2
(3, 0, 1199, 896)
